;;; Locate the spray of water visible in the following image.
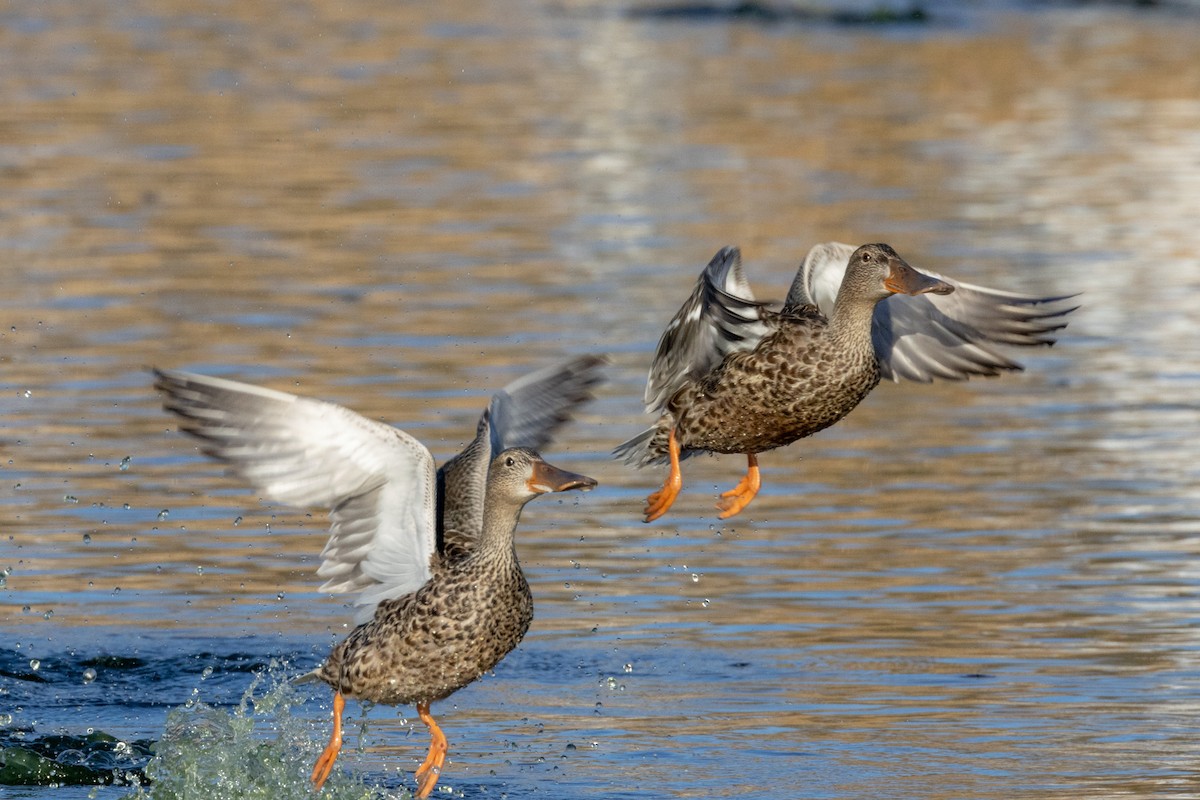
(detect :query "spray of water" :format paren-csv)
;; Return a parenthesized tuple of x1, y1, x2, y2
(122, 662, 404, 800)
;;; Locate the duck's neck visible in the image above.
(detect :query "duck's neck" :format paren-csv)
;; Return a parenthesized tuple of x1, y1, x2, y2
(473, 490, 527, 561)
(826, 290, 883, 349)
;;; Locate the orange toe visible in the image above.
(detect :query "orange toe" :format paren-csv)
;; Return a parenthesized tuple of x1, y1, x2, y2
(643, 428, 683, 523)
(715, 455, 760, 519)
(414, 701, 449, 798)
(311, 691, 345, 791)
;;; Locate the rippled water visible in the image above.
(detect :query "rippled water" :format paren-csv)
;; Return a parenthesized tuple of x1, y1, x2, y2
(4, 1, 1200, 799)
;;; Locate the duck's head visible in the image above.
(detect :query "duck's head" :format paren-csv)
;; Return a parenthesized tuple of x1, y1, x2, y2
(848, 243, 954, 300)
(489, 447, 598, 504)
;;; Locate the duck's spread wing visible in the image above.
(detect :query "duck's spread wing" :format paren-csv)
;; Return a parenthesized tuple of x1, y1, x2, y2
(488, 355, 607, 452)
(437, 355, 606, 554)
(873, 282, 1077, 382)
(800, 242, 1078, 383)
(793, 241, 857, 310)
(153, 368, 437, 623)
(643, 246, 771, 413)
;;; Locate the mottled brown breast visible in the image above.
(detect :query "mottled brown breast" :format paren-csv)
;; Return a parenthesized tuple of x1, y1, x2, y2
(317, 556, 533, 706)
(671, 314, 881, 455)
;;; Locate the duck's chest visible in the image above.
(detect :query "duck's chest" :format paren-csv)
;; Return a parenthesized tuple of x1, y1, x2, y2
(674, 326, 881, 453)
(333, 562, 533, 704)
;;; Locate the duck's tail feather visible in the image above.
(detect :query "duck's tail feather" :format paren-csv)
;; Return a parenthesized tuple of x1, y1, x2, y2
(291, 668, 325, 686)
(614, 426, 693, 468)
(613, 427, 658, 467)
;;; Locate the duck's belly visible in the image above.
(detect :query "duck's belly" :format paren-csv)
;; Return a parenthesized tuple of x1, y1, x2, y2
(676, 358, 880, 455)
(320, 571, 533, 706)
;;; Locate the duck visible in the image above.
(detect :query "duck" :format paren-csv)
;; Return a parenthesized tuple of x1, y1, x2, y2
(616, 243, 1075, 522)
(153, 356, 604, 798)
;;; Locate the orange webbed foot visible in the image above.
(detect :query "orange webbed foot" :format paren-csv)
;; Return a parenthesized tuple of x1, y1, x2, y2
(643, 428, 683, 523)
(414, 701, 449, 799)
(311, 691, 345, 791)
(715, 454, 760, 519)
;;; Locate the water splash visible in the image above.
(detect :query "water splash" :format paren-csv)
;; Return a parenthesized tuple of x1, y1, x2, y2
(122, 663, 400, 800)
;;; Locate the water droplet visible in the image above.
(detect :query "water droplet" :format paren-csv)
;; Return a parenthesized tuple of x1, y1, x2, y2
(21, 605, 30, 614)
(29, 659, 40, 671)
(201, 666, 214, 680)
(691, 572, 700, 583)
(233, 516, 243, 526)
(565, 743, 577, 751)
(196, 565, 203, 575)
(119, 456, 131, 471)
(82, 668, 97, 684)
(701, 598, 711, 608)
(64, 495, 78, 504)
(123, 503, 131, 510)
(22, 389, 31, 398)
(0, 713, 11, 725)
(623, 663, 633, 673)
(42, 610, 52, 620)
(563, 582, 571, 589)
(276, 592, 285, 601)
(82, 533, 92, 544)
(156, 508, 171, 521)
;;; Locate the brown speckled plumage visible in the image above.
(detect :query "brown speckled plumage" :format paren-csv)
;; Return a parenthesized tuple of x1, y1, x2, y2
(152, 358, 603, 798)
(316, 451, 541, 708)
(651, 307, 882, 458)
(616, 244, 953, 521)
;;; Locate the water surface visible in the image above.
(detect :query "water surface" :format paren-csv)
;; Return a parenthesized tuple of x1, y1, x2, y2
(3, 2, 1200, 799)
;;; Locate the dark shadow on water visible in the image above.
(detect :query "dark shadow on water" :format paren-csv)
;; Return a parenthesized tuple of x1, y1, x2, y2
(623, 1, 929, 24)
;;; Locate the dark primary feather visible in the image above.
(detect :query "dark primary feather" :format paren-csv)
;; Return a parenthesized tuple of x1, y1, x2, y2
(642, 247, 770, 414)
(437, 355, 606, 557)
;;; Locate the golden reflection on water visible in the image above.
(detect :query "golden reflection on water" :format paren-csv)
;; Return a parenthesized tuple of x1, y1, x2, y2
(3, 2, 1200, 798)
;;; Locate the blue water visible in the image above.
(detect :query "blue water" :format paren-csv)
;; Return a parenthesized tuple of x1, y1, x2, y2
(6, 0, 1200, 798)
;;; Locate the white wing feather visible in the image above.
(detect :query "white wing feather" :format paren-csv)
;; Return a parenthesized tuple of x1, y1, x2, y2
(153, 369, 437, 624)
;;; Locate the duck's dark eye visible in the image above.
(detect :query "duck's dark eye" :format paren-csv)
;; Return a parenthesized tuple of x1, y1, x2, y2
(862, 252, 873, 262)
(505, 456, 515, 467)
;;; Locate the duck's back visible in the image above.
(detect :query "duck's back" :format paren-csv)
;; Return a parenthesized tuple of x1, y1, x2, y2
(671, 308, 882, 455)
(318, 555, 533, 706)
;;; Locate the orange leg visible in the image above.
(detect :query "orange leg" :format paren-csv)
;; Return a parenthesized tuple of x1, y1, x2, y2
(716, 453, 760, 519)
(643, 428, 683, 523)
(311, 690, 345, 791)
(414, 700, 449, 799)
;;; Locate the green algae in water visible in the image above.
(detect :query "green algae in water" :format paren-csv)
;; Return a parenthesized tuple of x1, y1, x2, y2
(123, 662, 403, 800)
